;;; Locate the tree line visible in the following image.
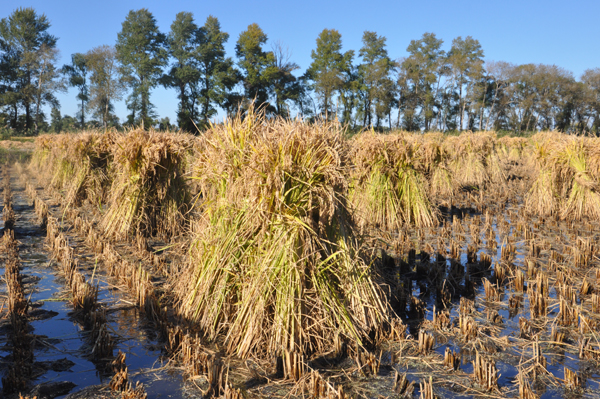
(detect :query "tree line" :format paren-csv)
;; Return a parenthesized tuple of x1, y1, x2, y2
(1, 7, 600, 135)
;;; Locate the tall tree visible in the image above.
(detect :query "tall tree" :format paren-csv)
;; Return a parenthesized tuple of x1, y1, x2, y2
(0, 7, 58, 133)
(116, 8, 167, 128)
(196, 16, 239, 125)
(0, 31, 22, 131)
(30, 44, 64, 132)
(163, 11, 201, 131)
(62, 53, 88, 128)
(292, 75, 316, 120)
(483, 61, 513, 130)
(50, 105, 61, 132)
(270, 41, 300, 117)
(358, 31, 394, 128)
(235, 23, 276, 113)
(400, 33, 445, 131)
(447, 36, 484, 131)
(86, 45, 126, 129)
(581, 68, 600, 134)
(306, 29, 354, 118)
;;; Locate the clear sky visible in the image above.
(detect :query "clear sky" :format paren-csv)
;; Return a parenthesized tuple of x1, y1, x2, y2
(2, 0, 599, 125)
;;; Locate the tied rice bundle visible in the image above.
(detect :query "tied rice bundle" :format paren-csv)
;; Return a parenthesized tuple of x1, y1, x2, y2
(179, 109, 391, 359)
(102, 129, 192, 239)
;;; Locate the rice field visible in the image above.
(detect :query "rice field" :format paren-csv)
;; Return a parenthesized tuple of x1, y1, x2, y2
(2, 113, 600, 398)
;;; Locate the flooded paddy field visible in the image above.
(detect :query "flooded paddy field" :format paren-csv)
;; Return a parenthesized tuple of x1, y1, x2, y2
(0, 165, 187, 399)
(2, 122, 600, 399)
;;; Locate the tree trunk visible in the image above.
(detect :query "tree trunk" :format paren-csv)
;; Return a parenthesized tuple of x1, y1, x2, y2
(203, 75, 211, 125)
(12, 104, 18, 130)
(363, 97, 368, 127)
(35, 77, 42, 133)
(25, 101, 31, 132)
(485, 83, 499, 131)
(104, 97, 109, 131)
(458, 78, 464, 131)
(81, 96, 85, 128)
(141, 84, 148, 128)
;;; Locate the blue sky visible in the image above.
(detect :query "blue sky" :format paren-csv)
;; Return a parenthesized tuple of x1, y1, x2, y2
(2, 0, 599, 125)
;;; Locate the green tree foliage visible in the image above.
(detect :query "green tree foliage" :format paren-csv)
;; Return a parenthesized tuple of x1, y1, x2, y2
(31, 44, 64, 132)
(235, 23, 277, 113)
(482, 60, 512, 131)
(399, 33, 445, 131)
(270, 41, 302, 117)
(116, 8, 167, 128)
(60, 114, 78, 132)
(197, 16, 240, 126)
(447, 36, 484, 131)
(163, 11, 201, 131)
(306, 29, 354, 118)
(0, 7, 61, 134)
(581, 68, 600, 134)
(50, 105, 61, 132)
(2, 8, 598, 135)
(358, 31, 395, 128)
(86, 45, 126, 129)
(62, 53, 88, 128)
(164, 13, 239, 131)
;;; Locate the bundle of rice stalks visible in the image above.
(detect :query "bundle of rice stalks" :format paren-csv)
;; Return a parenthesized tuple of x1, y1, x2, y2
(62, 132, 115, 207)
(31, 134, 54, 171)
(31, 131, 116, 208)
(179, 109, 391, 360)
(587, 137, 600, 180)
(102, 129, 192, 239)
(526, 134, 600, 220)
(349, 131, 439, 230)
(443, 132, 497, 189)
(48, 134, 75, 189)
(497, 136, 529, 163)
(558, 139, 600, 220)
(411, 132, 454, 198)
(525, 133, 565, 217)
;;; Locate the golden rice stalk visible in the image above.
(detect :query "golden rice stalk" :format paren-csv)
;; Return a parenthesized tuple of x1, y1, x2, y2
(525, 168, 558, 217)
(31, 134, 54, 171)
(497, 136, 528, 162)
(179, 110, 391, 360)
(559, 140, 600, 221)
(588, 138, 600, 181)
(349, 132, 439, 230)
(31, 131, 116, 207)
(486, 153, 506, 185)
(64, 132, 116, 207)
(429, 166, 454, 198)
(524, 133, 564, 216)
(102, 129, 192, 239)
(443, 132, 496, 189)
